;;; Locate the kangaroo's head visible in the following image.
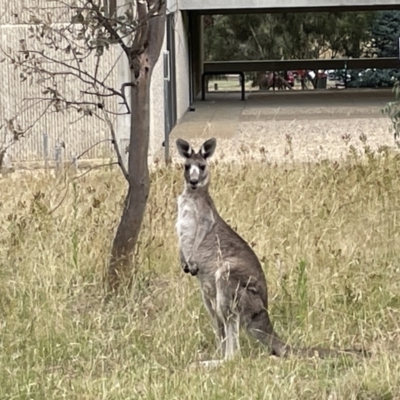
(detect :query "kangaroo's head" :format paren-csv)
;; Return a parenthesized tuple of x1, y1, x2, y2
(176, 138, 217, 191)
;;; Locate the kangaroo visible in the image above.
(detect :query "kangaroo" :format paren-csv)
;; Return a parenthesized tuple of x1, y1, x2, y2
(175, 138, 366, 367)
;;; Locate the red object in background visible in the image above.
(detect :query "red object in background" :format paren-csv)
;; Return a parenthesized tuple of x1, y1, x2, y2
(297, 69, 306, 78)
(285, 71, 295, 87)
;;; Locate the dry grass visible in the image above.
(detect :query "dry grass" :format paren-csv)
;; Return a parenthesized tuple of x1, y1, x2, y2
(1, 143, 400, 399)
(167, 120, 395, 166)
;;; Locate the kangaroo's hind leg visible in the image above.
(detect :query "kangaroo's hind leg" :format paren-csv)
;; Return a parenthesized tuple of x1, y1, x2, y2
(215, 268, 241, 360)
(196, 269, 241, 368)
(201, 293, 227, 357)
(192, 290, 227, 368)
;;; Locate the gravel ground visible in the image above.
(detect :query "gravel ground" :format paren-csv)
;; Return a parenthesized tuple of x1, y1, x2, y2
(166, 118, 396, 165)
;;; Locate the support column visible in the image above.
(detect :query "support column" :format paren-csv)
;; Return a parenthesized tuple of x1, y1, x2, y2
(189, 13, 204, 100)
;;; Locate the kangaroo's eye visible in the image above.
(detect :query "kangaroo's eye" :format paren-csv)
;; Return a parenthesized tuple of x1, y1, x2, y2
(199, 165, 206, 172)
(184, 164, 190, 171)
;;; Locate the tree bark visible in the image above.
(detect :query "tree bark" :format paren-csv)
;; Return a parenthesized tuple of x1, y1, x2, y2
(107, 1, 166, 292)
(108, 73, 151, 291)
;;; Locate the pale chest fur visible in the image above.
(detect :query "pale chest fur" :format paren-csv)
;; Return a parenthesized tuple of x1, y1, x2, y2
(176, 194, 199, 259)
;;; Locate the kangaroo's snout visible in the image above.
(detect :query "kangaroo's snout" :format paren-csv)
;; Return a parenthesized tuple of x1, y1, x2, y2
(189, 178, 199, 189)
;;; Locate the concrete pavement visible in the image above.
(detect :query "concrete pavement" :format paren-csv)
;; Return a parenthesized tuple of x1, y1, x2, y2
(169, 88, 393, 141)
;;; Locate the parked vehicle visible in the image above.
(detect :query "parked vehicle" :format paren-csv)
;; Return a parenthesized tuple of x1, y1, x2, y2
(327, 70, 336, 81)
(325, 69, 351, 83)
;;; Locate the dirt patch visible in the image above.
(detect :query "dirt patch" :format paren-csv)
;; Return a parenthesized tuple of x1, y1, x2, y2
(167, 89, 397, 165)
(240, 106, 384, 121)
(165, 117, 395, 165)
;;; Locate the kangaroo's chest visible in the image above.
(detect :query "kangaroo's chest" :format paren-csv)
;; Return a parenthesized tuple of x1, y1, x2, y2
(176, 195, 199, 249)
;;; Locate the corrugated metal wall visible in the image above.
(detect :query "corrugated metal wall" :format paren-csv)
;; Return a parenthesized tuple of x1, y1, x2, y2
(0, 0, 120, 163)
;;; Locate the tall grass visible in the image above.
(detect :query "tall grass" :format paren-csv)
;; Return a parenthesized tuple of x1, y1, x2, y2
(1, 149, 400, 399)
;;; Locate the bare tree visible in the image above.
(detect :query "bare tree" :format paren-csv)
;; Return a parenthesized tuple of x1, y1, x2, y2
(2, 0, 166, 292)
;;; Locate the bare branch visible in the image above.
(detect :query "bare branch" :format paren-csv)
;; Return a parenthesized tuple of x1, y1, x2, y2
(120, 82, 136, 114)
(249, 24, 266, 59)
(101, 44, 125, 84)
(25, 96, 126, 116)
(72, 161, 119, 180)
(13, 49, 124, 99)
(49, 185, 70, 215)
(49, 161, 120, 216)
(75, 138, 113, 160)
(94, 53, 101, 82)
(81, 90, 116, 98)
(22, 102, 54, 133)
(86, 0, 130, 58)
(101, 110, 129, 180)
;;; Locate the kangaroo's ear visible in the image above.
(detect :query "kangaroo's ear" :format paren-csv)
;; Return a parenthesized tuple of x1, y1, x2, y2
(200, 138, 217, 159)
(176, 139, 193, 159)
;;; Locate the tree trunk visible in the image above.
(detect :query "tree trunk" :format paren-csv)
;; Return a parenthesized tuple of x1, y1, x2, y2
(108, 72, 151, 291)
(107, 1, 166, 292)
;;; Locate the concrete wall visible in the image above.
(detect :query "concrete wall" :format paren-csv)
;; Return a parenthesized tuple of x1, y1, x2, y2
(189, 14, 204, 99)
(174, 11, 191, 122)
(179, 0, 400, 11)
(0, 0, 181, 166)
(0, 20, 116, 164)
(149, 36, 167, 161)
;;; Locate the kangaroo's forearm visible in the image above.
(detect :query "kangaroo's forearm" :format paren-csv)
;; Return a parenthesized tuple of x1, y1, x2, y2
(180, 248, 190, 273)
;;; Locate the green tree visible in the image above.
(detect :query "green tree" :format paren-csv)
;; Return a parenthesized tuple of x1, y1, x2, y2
(352, 11, 400, 88)
(204, 14, 283, 61)
(368, 11, 400, 57)
(204, 12, 374, 62)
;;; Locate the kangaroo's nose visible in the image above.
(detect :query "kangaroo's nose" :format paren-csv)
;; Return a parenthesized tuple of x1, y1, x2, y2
(190, 178, 198, 185)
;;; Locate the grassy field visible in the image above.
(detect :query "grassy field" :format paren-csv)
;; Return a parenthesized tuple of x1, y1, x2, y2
(1, 147, 400, 399)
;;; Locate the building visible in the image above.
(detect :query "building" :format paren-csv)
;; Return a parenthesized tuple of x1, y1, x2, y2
(1, 0, 400, 167)
(142, 0, 400, 164)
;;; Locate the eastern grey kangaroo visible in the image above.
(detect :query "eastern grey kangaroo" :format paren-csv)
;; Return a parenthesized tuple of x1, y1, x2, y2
(175, 138, 365, 367)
